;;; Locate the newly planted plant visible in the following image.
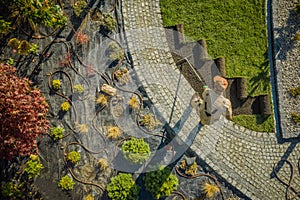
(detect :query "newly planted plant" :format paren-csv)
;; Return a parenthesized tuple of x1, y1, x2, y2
(24, 154, 44, 179)
(96, 94, 108, 105)
(107, 125, 122, 140)
(1, 181, 23, 198)
(144, 166, 178, 199)
(58, 175, 75, 190)
(76, 123, 89, 133)
(61, 101, 71, 111)
(100, 13, 117, 32)
(121, 137, 151, 164)
(0, 19, 11, 35)
(67, 151, 81, 164)
(201, 182, 220, 199)
(8, 38, 39, 55)
(74, 84, 84, 94)
(129, 95, 140, 110)
(98, 158, 109, 171)
(179, 159, 197, 176)
(73, 0, 87, 17)
(107, 173, 140, 200)
(114, 68, 129, 84)
(50, 127, 64, 140)
(75, 31, 89, 44)
(52, 79, 61, 90)
(0, 64, 49, 160)
(140, 113, 161, 131)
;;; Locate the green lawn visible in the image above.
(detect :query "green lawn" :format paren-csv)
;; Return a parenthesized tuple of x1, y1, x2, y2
(160, 0, 274, 132)
(160, 0, 270, 96)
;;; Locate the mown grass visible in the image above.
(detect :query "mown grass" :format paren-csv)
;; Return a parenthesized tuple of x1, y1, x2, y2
(232, 115, 275, 133)
(160, 0, 270, 97)
(160, 0, 275, 132)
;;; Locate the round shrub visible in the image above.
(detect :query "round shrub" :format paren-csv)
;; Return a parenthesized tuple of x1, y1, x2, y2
(50, 127, 64, 140)
(144, 166, 178, 199)
(121, 137, 151, 164)
(61, 101, 71, 111)
(107, 173, 140, 200)
(52, 79, 61, 90)
(58, 175, 75, 190)
(0, 64, 49, 160)
(67, 151, 81, 164)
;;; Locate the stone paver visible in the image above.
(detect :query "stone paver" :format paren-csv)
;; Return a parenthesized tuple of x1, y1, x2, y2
(121, 0, 300, 199)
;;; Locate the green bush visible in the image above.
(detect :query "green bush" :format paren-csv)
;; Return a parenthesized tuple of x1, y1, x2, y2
(67, 151, 81, 164)
(24, 154, 44, 179)
(291, 112, 300, 124)
(100, 13, 117, 31)
(52, 79, 61, 90)
(73, 84, 84, 93)
(50, 127, 64, 140)
(58, 175, 75, 190)
(144, 166, 178, 199)
(73, 0, 87, 16)
(121, 137, 151, 164)
(289, 86, 300, 97)
(1, 181, 23, 198)
(61, 101, 71, 111)
(107, 173, 140, 200)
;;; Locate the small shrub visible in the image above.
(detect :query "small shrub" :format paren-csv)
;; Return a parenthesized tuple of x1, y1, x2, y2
(115, 68, 129, 84)
(18, 40, 31, 55)
(291, 112, 300, 124)
(144, 166, 178, 199)
(179, 159, 197, 176)
(96, 94, 108, 105)
(74, 84, 84, 94)
(76, 123, 89, 133)
(1, 181, 22, 198)
(8, 38, 39, 55)
(201, 182, 220, 199)
(108, 42, 124, 61)
(58, 175, 75, 190)
(75, 31, 89, 44)
(24, 154, 44, 179)
(140, 113, 161, 131)
(121, 137, 151, 164)
(8, 38, 20, 50)
(73, 0, 87, 16)
(0, 19, 11, 35)
(107, 125, 122, 140)
(84, 194, 94, 200)
(28, 43, 39, 54)
(67, 151, 81, 164)
(129, 96, 139, 110)
(52, 79, 61, 90)
(101, 13, 117, 31)
(289, 86, 300, 97)
(107, 173, 140, 200)
(50, 127, 64, 140)
(98, 158, 109, 171)
(61, 101, 71, 111)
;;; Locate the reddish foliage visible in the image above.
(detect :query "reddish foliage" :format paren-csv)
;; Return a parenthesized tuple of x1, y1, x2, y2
(75, 31, 89, 44)
(0, 64, 49, 160)
(58, 52, 71, 67)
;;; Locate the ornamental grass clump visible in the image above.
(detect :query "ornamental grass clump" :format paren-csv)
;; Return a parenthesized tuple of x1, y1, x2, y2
(121, 137, 151, 164)
(144, 166, 178, 199)
(129, 96, 139, 110)
(67, 151, 81, 164)
(98, 158, 109, 171)
(50, 127, 64, 140)
(0, 64, 49, 160)
(201, 182, 220, 199)
(107, 125, 122, 140)
(107, 173, 140, 200)
(140, 113, 161, 131)
(58, 175, 75, 190)
(24, 154, 44, 179)
(96, 94, 108, 106)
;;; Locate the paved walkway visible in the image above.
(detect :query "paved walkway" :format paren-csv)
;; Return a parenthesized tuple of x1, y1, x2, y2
(121, 0, 300, 199)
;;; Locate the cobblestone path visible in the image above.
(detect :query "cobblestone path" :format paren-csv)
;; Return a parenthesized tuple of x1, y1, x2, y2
(121, 0, 300, 199)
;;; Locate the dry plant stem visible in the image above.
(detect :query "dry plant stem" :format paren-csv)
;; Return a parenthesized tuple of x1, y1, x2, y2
(175, 166, 225, 200)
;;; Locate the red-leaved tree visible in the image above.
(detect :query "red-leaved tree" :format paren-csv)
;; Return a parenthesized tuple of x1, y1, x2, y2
(0, 64, 49, 160)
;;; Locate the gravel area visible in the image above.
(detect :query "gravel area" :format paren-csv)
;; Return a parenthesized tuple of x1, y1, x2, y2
(274, 0, 300, 134)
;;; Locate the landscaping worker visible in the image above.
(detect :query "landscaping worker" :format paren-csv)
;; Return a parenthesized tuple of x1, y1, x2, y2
(191, 75, 232, 125)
